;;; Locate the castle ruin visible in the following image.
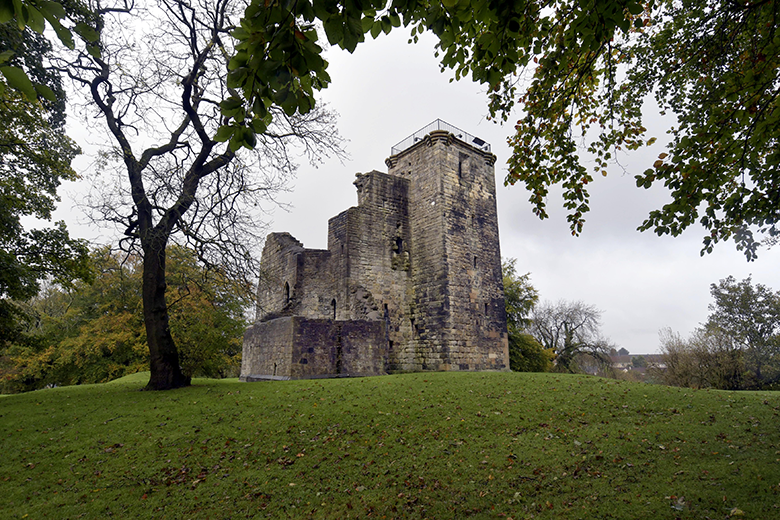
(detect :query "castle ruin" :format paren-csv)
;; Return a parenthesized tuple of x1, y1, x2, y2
(240, 120, 508, 380)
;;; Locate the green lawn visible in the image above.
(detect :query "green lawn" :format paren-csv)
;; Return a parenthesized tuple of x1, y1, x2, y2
(1, 371, 778, 519)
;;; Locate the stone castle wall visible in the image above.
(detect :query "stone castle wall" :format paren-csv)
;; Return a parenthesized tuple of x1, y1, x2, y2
(241, 125, 508, 381)
(242, 317, 387, 380)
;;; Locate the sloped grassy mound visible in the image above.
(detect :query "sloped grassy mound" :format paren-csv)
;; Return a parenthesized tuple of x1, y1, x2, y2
(1, 372, 778, 519)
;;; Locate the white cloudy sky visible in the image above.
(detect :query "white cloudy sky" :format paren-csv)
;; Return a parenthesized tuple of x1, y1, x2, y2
(59, 28, 780, 355)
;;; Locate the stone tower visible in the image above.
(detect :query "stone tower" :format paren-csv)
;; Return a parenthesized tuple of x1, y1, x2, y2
(241, 120, 508, 381)
(384, 124, 507, 371)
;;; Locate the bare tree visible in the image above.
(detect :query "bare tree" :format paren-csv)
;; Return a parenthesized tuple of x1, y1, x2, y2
(530, 300, 613, 374)
(57, 0, 344, 389)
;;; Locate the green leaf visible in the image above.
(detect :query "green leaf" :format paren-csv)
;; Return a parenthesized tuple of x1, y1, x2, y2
(219, 96, 244, 118)
(213, 125, 234, 143)
(244, 128, 257, 149)
(0, 0, 13, 23)
(0, 50, 13, 64)
(12, 0, 24, 28)
(51, 19, 74, 49)
(38, 0, 66, 20)
(74, 22, 99, 43)
(627, 3, 643, 15)
(370, 22, 381, 39)
(322, 17, 344, 45)
(361, 15, 374, 32)
(228, 134, 243, 152)
(86, 44, 101, 59)
(251, 118, 267, 134)
(231, 26, 249, 40)
(1, 65, 36, 99)
(26, 5, 45, 33)
(35, 83, 57, 102)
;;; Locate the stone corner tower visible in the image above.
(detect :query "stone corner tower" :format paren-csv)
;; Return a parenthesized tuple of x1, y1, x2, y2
(383, 121, 508, 372)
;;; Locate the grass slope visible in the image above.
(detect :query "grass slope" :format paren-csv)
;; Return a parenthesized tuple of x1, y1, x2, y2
(1, 372, 779, 519)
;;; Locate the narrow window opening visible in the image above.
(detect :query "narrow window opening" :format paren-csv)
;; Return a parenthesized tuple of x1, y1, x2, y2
(458, 153, 469, 181)
(395, 237, 404, 254)
(473, 256, 477, 268)
(331, 299, 337, 319)
(484, 303, 489, 315)
(284, 282, 290, 305)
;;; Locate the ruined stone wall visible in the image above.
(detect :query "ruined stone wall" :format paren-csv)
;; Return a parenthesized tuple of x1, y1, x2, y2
(243, 124, 509, 382)
(294, 250, 335, 319)
(345, 171, 412, 358)
(255, 233, 336, 321)
(240, 317, 387, 380)
(241, 316, 294, 380)
(254, 233, 304, 321)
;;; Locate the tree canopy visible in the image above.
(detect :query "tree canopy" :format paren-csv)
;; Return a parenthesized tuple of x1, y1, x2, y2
(657, 276, 780, 390)
(1, 245, 249, 393)
(0, 23, 89, 345)
(706, 276, 780, 387)
(0, 0, 98, 99)
(530, 299, 613, 374)
(225, 0, 778, 259)
(502, 258, 553, 372)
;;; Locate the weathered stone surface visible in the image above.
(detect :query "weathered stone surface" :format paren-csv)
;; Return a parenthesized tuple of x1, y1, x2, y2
(241, 124, 509, 381)
(240, 317, 387, 380)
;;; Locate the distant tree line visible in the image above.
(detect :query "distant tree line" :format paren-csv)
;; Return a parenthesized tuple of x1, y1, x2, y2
(504, 261, 780, 390)
(655, 277, 780, 391)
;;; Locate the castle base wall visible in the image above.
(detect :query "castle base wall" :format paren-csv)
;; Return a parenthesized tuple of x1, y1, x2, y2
(240, 317, 388, 381)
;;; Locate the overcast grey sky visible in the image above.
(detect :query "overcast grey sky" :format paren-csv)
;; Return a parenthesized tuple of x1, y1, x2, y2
(60, 27, 780, 355)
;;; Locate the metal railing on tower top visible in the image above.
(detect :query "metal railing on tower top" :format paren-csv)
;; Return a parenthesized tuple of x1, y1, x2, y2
(390, 119, 491, 155)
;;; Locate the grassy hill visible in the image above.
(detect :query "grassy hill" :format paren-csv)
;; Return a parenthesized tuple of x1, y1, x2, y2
(1, 372, 778, 519)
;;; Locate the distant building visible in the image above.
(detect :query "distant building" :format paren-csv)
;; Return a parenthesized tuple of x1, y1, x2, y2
(241, 120, 509, 380)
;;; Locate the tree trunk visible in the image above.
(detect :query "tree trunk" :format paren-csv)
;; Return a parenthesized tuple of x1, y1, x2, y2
(142, 237, 190, 390)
